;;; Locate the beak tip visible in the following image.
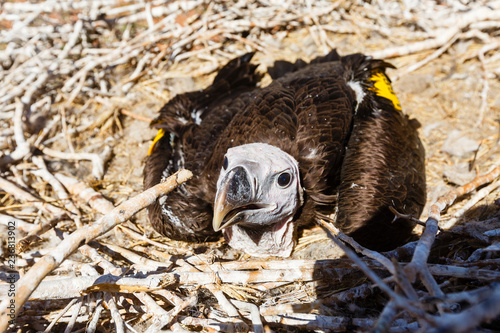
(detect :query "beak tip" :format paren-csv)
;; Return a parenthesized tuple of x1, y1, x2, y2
(212, 213, 224, 232)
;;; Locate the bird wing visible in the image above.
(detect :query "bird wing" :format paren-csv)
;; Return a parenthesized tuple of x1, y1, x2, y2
(335, 55, 426, 251)
(144, 53, 261, 241)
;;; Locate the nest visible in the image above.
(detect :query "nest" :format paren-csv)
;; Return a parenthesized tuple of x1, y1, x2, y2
(1, 0, 500, 332)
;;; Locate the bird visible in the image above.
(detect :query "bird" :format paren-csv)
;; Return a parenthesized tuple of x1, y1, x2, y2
(143, 50, 426, 257)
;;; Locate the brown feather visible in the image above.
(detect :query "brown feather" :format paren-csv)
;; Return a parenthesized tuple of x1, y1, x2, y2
(143, 50, 426, 251)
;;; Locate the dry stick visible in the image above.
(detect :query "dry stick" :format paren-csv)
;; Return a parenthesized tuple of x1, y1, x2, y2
(0, 100, 30, 168)
(263, 313, 378, 331)
(86, 295, 104, 333)
(151, 289, 184, 307)
(405, 165, 500, 286)
(103, 243, 173, 271)
(0, 213, 37, 233)
(323, 223, 395, 274)
(135, 292, 173, 331)
(178, 316, 249, 332)
(369, 27, 459, 59)
(117, 225, 192, 255)
(120, 109, 152, 123)
(0, 274, 175, 300)
(32, 156, 82, 228)
(392, 259, 419, 301)
(436, 283, 498, 304)
(174, 253, 240, 317)
(0, 169, 193, 332)
(60, 105, 76, 155)
(1, 261, 498, 301)
(63, 295, 83, 333)
(395, 33, 459, 79)
(316, 219, 436, 326)
(78, 243, 123, 276)
(0, 176, 68, 252)
(38, 168, 128, 281)
(206, 284, 240, 317)
(54, 173, 115, 213)
(40, 145, 112, 180)
(431, 284, 500, 333)
(370, 7, 500, 59)
(104, 292, 125, 333)
(476, 47, 491, 128)
(42, 298, 79, 333)
(373, 299, 398, 332)
(231, 300, 264, 333)
(16, 217, 65, 254)
(56, 174, 192, 258)
(442, 179, 500, 229)
(137, 292, 197, 333)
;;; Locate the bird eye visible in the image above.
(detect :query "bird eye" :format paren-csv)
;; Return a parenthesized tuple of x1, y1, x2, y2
(277, 172, 291, 187)
(223, 156, 228, 170)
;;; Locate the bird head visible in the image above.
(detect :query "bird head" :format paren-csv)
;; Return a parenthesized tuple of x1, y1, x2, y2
(213, 143, 303, 257)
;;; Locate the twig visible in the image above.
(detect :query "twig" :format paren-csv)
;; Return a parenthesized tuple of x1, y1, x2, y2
(370, 7, 500, 59)
(120, 109, 153, 123)
(31, 156, 82, 227)
(369, 27, 459, 59)
(54, 173, 115, 214)
(0, 273, 176, 300)
(42, 298, 79, 333)
(117, 225, 191, 255)
(0, 169, 193, 332)
(395, 33, 459, 79)
(231, 300, 264, 333)
(405, 165, 500, 285)
(104, 293, 125, 333)
(0, 213, 37, 233)
(317, 219, 437, 325)
(102, 243, 173, 271)
(0, 100, 30, 168)
(373, 300, 398, 332)
(0, 176, 68, 252)
(3, 261, 497, 301)
(431, 283, 500, 333)
(442, 180, 500, 229)
(178, 315, 249, 332)
(16, 216, 65, 254)
(264, 313, 378, 331)
(40, 145, 112, 180)
(475, 47, 491, 127)
(135, 292, 173, 332)
(316, 219, 395, 274)
(63, 296, 83, 333)
(79, 243, 123, 276)
(86, 294, 104, 333)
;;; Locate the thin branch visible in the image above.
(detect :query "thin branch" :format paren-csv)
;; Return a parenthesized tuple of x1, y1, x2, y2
(0, 169, 193, 332)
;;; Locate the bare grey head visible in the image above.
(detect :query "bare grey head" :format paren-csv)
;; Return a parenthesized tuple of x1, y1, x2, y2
(212, 143, 303, 257)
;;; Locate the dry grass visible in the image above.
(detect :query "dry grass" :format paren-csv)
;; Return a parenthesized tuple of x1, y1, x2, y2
(1, 0, 500, 332)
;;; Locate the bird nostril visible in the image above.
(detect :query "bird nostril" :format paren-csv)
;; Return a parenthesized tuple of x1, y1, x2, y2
(227, 167, 253, 204)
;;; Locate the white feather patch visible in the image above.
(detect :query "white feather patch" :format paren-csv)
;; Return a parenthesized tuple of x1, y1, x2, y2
(347, 81, 366, 112)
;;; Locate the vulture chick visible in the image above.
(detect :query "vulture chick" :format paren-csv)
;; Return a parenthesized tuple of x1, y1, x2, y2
(144, 51, 426, 257)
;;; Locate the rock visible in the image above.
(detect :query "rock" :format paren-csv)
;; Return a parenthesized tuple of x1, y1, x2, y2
(441, 130, 479, 157)
(443, 162, 476, 186)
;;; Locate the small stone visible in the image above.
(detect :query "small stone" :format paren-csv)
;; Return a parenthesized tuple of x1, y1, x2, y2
(441, 130, 479, 157)
(442, 162, 476, 186)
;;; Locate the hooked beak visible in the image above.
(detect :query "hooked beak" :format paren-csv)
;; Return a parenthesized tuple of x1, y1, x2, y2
(212, 166, 269, 231)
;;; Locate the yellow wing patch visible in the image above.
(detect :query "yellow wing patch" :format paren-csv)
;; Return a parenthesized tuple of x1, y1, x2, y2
(369, 71, 402, 111)
(148, 129, 166, 155)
